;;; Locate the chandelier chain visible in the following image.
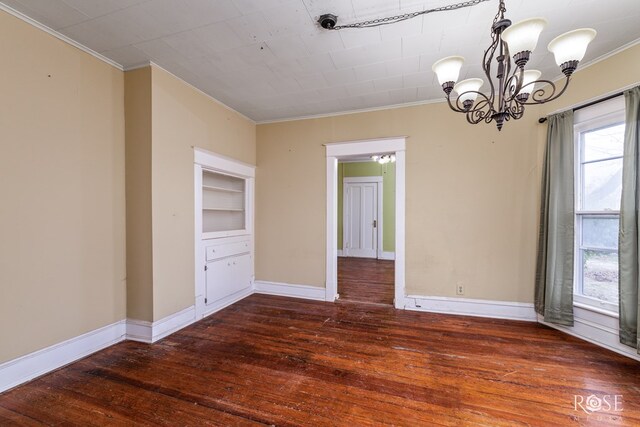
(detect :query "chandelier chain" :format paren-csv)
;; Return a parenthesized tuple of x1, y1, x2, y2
(328, 0, 491, 30)
(492, 0, 507, 26)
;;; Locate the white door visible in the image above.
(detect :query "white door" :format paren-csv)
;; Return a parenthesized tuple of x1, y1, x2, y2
(344, 181, 378, 258)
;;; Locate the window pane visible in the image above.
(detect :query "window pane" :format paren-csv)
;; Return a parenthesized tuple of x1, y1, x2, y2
(582, 123, 625, 162)
(582, 158, 622, 211)
(581, 216, 619, 249)
(581, 249, 618, 304)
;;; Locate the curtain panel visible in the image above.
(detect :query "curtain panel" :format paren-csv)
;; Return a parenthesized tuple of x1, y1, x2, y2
(535, 111, 575, 326)
(619, 86, 640, 351)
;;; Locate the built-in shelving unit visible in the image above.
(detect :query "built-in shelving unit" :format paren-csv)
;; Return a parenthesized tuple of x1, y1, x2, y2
(194, 148, 255, 321)
(202, 170, 246, 234)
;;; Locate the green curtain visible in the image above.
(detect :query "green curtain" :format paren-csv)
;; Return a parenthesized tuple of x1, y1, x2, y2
(535, 111, 575, 326)
(619, 86, 640, 351)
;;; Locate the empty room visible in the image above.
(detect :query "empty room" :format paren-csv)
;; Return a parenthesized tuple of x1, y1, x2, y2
(1, 0, 640, 425)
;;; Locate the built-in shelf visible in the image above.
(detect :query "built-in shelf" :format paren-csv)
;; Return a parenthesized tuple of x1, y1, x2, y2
(203, 185, 243, 193)
(201, 169, 246, 234)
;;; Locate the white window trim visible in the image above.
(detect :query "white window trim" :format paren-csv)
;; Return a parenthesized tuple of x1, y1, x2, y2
(573, 97, 625, 317)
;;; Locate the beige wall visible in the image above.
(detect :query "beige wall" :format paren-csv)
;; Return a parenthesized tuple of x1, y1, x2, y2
(125, 67, 153, 321)
(0, 11, 126, 363)
(256, 104, 541, 301)
(149, 66, 256, 321)
(256, 44, 640, 303)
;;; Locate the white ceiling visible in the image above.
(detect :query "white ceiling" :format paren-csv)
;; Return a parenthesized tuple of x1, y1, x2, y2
(2, 0, 639, 122)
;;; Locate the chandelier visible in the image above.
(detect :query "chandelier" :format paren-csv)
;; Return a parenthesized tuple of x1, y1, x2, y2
(431, 0, 596, 130)
(371, 154, 396, 164)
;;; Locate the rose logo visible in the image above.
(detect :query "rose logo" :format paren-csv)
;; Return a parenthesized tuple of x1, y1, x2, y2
(585, 395, 602, 413)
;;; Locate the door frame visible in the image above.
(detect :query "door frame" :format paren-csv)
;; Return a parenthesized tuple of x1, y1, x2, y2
(325, 137, 406, 309)
(342, 176, 383, 259)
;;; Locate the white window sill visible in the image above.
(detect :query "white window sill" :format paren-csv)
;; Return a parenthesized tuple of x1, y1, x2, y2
(573, 301, 619, 318)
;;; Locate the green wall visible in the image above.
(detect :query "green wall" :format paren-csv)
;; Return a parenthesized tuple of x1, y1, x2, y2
(338, 161, 395, 253)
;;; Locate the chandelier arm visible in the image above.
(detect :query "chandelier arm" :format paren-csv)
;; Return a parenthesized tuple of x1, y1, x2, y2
(453, 90, 492, 112)
(482, 36, 499, 114)
(506, 100, 525, 120)
(466, 96, 493, 124)
(518, 77, 571, 105)
(503, 61, 524, 103)
(445, 93, 469, 113)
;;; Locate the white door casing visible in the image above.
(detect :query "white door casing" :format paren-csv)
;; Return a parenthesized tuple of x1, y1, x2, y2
(343, 177, 382, 258)
(325, 137, 406, 308)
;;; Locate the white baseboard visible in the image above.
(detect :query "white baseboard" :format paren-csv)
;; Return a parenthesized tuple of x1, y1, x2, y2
(405, 295, 537, 322)
(254, 280, 326, 301)
(127, 305, 196, 344)
(337, 250, 394, 260)
(0, 320, 126, 393)
(538, 307, 640, 362)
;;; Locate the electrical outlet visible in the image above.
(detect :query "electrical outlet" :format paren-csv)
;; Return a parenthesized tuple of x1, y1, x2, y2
(456, 283, 465, 295)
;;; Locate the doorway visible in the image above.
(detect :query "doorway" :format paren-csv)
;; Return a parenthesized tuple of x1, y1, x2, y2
(338, 166, 394, 304)
(325, 137, 406, 309)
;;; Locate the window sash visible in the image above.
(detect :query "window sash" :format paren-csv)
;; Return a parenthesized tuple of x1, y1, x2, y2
(574, 105, 625, 313)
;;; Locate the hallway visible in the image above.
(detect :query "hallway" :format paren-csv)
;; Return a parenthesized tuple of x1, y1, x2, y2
(337, 257, 394, 305)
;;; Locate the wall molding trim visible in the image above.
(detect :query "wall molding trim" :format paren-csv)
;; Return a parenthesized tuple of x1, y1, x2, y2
(0, 320, 127, 393)
(0, 2, 124, 71)
(405, 295, 537, 322)
(254, 281, 326, 301)
(126, 305, 196, 344)
(379, 251, 395, 260)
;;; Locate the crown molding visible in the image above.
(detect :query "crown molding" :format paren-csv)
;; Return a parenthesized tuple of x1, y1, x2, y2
(0, 2, 124, 71)
(575, 36, 640, 75)
(256, 98, 443, 125)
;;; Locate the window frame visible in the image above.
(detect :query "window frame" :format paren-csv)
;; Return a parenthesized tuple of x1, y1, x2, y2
(573, 99, 625, 314)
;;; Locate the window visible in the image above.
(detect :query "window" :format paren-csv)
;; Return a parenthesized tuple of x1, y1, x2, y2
(574, 98, 625, 313)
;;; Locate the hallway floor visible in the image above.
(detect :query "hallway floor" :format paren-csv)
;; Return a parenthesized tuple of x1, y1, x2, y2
(338, 257, 394, 305)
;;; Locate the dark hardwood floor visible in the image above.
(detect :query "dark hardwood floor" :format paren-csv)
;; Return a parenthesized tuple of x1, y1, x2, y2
(338, 257, 394, 305)
(2, 295, 640, 425)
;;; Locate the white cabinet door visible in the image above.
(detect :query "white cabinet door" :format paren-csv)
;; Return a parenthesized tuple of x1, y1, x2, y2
(205, 258, 232, 304)
(230, 254, 252, 294)
(205, 254, 252, 305)
(344, 182, 378, 258)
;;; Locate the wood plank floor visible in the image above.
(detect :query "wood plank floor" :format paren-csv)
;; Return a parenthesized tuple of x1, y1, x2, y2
(338, 257, 394, 305)
(2, 294, 640, 426)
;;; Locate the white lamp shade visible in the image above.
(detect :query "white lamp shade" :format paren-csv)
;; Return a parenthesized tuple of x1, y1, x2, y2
(432, 56, 465, 85)
(518, 70, 542, 95)
(454, 78, 483, 103)
(548, 28, 596, 65)
(501, 18, 548, 54)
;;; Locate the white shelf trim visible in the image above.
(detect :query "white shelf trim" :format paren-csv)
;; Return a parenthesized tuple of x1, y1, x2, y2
(202, 185, 244, 193)
(203, 207, 245, 212)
